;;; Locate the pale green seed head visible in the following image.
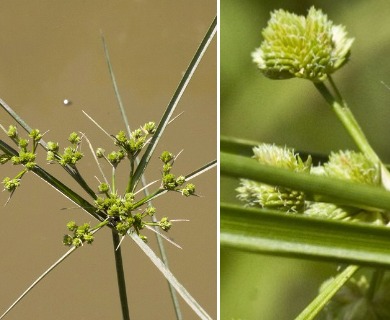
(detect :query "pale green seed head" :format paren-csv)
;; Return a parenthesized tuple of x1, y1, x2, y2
(252, 144, 311, 173)
(324, 150, 380, 185)
(236, 144, 310, 212)
(237, 180, 305, 212)
(252, 6, 354, 81)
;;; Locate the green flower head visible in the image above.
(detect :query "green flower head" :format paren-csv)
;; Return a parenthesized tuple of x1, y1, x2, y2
(252, 6, 354, 81)
(324, 150, 380, 185)
(236, 144, 311, 213)
(237, 179, 305, 212)
(252, 144, 312, 173)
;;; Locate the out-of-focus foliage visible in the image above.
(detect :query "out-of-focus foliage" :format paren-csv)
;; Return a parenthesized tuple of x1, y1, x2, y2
(221, 1, 390, 319)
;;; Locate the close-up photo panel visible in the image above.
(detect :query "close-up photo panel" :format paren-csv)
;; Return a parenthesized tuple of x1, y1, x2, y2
(0, 1, 216, 319)
(221, 1, 390, 319)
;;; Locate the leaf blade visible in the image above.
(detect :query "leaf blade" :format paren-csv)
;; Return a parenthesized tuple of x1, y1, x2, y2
(131, 16, 217, 192)
(221, 203, 390, 267)
(221, 152, 390, 211)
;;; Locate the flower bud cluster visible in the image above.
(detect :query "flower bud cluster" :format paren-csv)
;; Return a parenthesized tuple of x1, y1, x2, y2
(1, 119, 192, 247)
(95, 122, 156, 168)
(94, 188, 170, 240)
(114, 122, 156, 158)
(46, 132, 83, 167)
(306, 150, 390, 225)
(252, 6, 354, 81)
(159, 151, 196, 197)
(324, 150, 380, 185)
(63, 221, 94, 247)
(236, 144, 390, 224)
(237, 144, 311, 212)
(1, 125, 42, 192)
(2, 177, 21, 192)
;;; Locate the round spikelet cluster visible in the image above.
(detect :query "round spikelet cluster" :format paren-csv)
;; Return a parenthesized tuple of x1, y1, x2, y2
(236, 144, 311, 212)
(252, 7, 354, 81)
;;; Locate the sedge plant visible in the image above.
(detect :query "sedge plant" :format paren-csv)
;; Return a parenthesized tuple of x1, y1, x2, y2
(221, 7, 390, 319)
(0, 16, 216, 320)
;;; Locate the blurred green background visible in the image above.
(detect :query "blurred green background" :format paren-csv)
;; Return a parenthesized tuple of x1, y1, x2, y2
(221, 1, 390, 319)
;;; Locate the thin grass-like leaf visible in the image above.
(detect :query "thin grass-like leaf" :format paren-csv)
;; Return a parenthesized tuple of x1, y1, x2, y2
(186, 159, 217, 181)
(83, 133, 109, 185)
(130, 16, 217, 193)
(0, 139, 105, 223)
(0, 137, 216, 318)
(102, 19, 216, 318)
(145, 225, 183, 249)
(101, 33, 131, 137)
(134, 179, 159, 195)
(0, 99, 97, 199)
(130, 232, 212, 320)
(0, 225, 106, 320)
(0, 98, 46, 146)
(295, 265, 359, 320)
(168, 111, 185, 125)
(131, 159, 217, 207)
(82, 110, 112, 140)
(32, 165, 101, 219)
(220, 135, 263, 157)
(101, 31, 182, 318)
(0, 15, 216, 318)
(0, 246, 78, 319)
(221, 152, 390, 211)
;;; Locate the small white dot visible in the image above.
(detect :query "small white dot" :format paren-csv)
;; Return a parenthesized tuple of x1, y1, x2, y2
(63, 99, 72, 106)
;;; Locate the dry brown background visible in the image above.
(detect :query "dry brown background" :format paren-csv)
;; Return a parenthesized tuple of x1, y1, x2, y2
(0, 1, 216, 319)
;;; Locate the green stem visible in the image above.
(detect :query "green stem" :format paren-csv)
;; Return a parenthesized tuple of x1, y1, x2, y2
(315, 79, 390, 192)
(327, 75, 344, 104)
(130, 16, 217, 192)
(112, 231, 130, 320)
(126, 158, 135, 193)
(132, 189, 163, 209)
(314, 81, 379, 163)
(221, 152, 390, 211)
(296, 265, 359, 320)
(72, 166, 98, 200)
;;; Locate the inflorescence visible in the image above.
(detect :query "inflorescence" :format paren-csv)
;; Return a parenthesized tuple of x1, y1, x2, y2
(252, 6, 354, 81)
(1, 121, 197, 246)
(236, 144, 390, 225)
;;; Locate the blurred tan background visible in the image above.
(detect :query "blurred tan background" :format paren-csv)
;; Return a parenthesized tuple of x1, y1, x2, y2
(221, 1, 390, 319)
(0, 1, 216, 319)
